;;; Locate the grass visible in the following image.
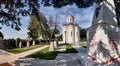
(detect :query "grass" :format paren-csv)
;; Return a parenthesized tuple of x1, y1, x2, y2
(27, 47, 58, 60)
(26, 44, 78, 60)
(61, 44, 78, 53)
(79, 43, 87, 48)
(7, 44, 46, 54)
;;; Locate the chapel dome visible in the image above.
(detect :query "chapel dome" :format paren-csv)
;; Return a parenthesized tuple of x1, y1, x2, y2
(67, 14, 74, 24)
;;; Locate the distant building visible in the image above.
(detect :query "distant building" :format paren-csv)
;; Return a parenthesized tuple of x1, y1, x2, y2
(62, 14, 80, 44)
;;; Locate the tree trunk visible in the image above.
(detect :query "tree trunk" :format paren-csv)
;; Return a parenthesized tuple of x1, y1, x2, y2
(32, 40, 35, 46)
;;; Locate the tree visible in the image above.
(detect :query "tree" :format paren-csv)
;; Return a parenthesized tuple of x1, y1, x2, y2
(41, 0, 94, 8)
(0, 32, 4, 38)
(48, 15, 60, 41)
(27, 11, 49, 45)
(56, 34, 62, 41)
(37, 12, 50, 41)
(80, 28, 87, 41)
(37, 14, 60, 43)
(27, 12, 40, 45)
(16, 38, 21, 47)
(0, 0, 40, 30)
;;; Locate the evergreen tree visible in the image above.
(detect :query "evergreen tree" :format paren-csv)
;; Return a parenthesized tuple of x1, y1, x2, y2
(27, 12, 39, 45)
(80, 28, 87, 41)
(27, 11, 51, 44)
(0, 32, 3, 38)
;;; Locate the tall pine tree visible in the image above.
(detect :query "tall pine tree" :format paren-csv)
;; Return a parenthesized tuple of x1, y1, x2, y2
(27, 12, 39, 45)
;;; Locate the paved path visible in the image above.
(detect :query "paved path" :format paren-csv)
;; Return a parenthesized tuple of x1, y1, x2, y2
(70, 43, 87, 65)
(70, 43, 87, 53)
(0, 45, 49, 64)
(14, 53, 83, 66)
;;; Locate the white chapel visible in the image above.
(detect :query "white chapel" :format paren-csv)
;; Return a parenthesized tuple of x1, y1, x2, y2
(62, 14, 80, 44)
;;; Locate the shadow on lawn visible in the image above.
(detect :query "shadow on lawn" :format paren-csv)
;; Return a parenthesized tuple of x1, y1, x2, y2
(26, 51, 58, 60)
(26, 44, 78, 60)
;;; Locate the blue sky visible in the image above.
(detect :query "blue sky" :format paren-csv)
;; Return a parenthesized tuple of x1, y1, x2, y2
(0, 4, 96, 39)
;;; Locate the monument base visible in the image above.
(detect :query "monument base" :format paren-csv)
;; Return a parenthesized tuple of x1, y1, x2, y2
(79, 55, 120, 66)
(49, 41, 55, 51)
(87, 23, 120, 64)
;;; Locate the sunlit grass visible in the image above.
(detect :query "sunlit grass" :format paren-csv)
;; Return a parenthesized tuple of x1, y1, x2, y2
(7, 44, 46, 54)
(79, 43, 87, 48)
(27, 44, 78, 60)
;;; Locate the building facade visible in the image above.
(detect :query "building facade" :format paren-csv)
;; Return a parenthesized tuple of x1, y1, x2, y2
(62, 14, 80, 44)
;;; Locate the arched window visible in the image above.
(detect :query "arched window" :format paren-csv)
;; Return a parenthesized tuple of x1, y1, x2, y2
(71, 31, 72, 36)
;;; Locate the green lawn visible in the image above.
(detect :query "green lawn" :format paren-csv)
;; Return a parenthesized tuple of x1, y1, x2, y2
(7, 44, 46, 54)
(61, 44, 78, 53)
(26, 44, 78, 60)
(79, 43, 87, 48)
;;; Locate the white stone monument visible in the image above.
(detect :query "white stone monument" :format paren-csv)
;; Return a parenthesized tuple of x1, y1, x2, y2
(32, 41, 35, 46)
(87, 0, 120, 64)
(54, 40, 58, 49)
(19, 41, 22, 48)
(27, 41, 30, 47)
(26, 38, 30, 47)
(49, 41, 55, 51)
(62, 14, 80, 44)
